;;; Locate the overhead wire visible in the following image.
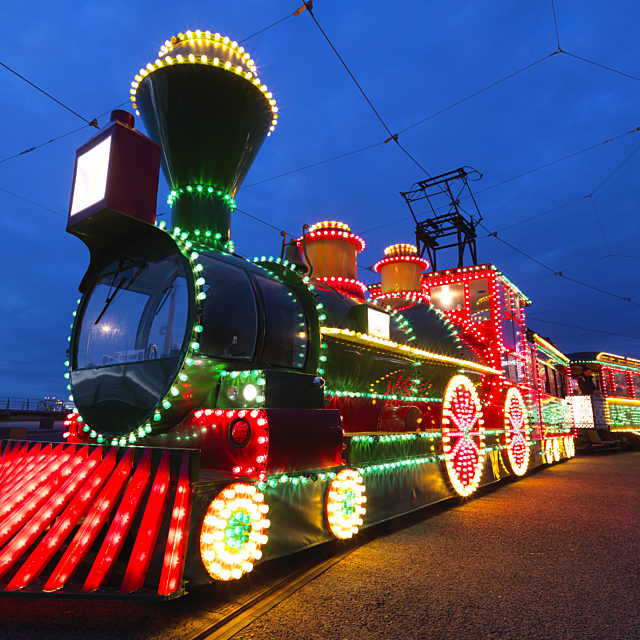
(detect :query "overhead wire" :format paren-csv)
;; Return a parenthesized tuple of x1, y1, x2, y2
(2, 3, 639, 329)
(361, 123, 640, 234)
(244, 51, 563, 191)
(239, 6, 303, 43)
(474, 125, 640, 196)
(561, 51, 640, 83)
(526, 318, 640, 340)
(590, 140, 640, 195)
(0, 61, 99, 128)
(551, 0, 561, 50)
(480, 225, 640, 306)
(587, 196, 612, 255)
(0, 99, 130, 165)
(302, 2, 431, 177)
(0, 185, 66, 218)
(396, 52, 559, 137)
(493, 197, 586, 233)
(235, 207, 294, 235)
(241, 140, 385, 189)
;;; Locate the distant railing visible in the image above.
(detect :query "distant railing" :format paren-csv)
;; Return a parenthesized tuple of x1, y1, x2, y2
(0, 397, 68, 414)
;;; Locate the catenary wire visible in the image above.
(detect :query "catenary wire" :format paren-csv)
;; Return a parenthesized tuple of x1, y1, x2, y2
(241, 140, 385, 189)
(362, 123, 640, 234)
(0, 61, 99, 127)
(494, 197, 587, 233)
(587, 196, 612, 255)
(0, 185, 66, 218)
(0, 100, 130, 165)
(562, 51, 640, 82)
(551, 0, 561, 50)
(480, 225, 640, 306)
(396, 52, 558, 136)
(590, 140, 640, 195)
(526, 317, 640, 340)
(303, 3, 431, 177)
(2, 5, 638, 327)
(239, 8, 300, 43)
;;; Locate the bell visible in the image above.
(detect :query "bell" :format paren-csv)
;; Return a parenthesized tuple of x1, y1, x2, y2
(283, 240, 309, 274)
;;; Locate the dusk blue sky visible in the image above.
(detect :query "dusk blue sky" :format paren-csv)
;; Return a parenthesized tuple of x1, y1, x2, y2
(1, 1, 639, 400)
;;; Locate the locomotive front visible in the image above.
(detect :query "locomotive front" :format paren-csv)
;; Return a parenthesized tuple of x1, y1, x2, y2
(68, 30, 304, 445)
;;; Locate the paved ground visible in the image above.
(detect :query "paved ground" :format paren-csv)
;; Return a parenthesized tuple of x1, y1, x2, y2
(0, 452, 638, 640)
(235, 452, 640, 640)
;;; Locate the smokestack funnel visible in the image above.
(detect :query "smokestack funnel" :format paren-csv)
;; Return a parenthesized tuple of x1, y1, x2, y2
(131, 30, 278, 241)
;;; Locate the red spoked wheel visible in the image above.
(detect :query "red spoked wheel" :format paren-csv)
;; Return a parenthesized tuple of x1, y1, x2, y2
(442, 375, 485, 497)
(504, 388, 530, 476)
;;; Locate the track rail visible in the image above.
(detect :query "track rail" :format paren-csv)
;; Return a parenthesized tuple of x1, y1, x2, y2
(185, 545, 357, 640)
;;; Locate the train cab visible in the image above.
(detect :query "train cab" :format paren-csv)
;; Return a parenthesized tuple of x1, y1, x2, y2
(569, 352, 640, 445)
(421, 264, 534, 424)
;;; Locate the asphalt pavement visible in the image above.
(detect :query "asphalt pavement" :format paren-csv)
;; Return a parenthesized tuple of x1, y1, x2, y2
(235, 451, 640, 640)
(0, 451, 638, 640)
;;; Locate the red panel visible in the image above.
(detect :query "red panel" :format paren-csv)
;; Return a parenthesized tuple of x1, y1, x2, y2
(120, 450, 171, 594)
(158, 451, 192, 595)
(5, 447, 115, 591)
(0, 446, 84, 552)
(44, 449, 134, 592)
(0, 444, 68, 520)
(0, 441, 17, 482)
(83, 449, 152, 592)
(0, 442, 37, 489)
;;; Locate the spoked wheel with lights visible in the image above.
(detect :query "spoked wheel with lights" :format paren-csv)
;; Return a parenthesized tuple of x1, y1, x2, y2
(552, 437, 561, 462)
(199, 482, 270, 581)
(441, 375, 485, 497)
(504, 387, 530, 476)
(325, 469, 367, 539)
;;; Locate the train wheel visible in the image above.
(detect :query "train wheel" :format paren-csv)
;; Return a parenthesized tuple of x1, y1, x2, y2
(543, 439, 554, 464)
(564, 436, 575, 458)
(504, 387, 530, 476)
(442, 375, 485, 497)
(552, 437, 561, 462)
(325, 469, 366, 539)
(199, 482, 270, 581)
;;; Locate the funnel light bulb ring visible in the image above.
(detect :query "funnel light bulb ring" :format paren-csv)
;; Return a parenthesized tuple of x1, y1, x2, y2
(131, 31, 277, 126)
(167, 184, 237, 210)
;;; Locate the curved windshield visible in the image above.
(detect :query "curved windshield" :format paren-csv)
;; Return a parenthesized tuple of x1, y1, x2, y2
(75, 254, 189, 369)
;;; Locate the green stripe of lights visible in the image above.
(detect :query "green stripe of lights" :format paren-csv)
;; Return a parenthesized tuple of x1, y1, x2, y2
(219, 368, 266, 406)
(351, 432, 441, 443)
(256, 439, 540, 491)
(156, 220, 236, 253)
(257, 470, 339, 491)
(573, 359, 640, 375)
(326, 389, 441, 404)
(359, 454, 445, 473)
(383, 305, 417, 343)
(537, 343, 569, 366)
(167, 184, 237, 210)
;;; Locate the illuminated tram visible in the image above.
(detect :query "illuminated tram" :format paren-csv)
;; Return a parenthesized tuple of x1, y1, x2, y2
(568, 352, 640, 448)
(0, 29, 576, 600)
